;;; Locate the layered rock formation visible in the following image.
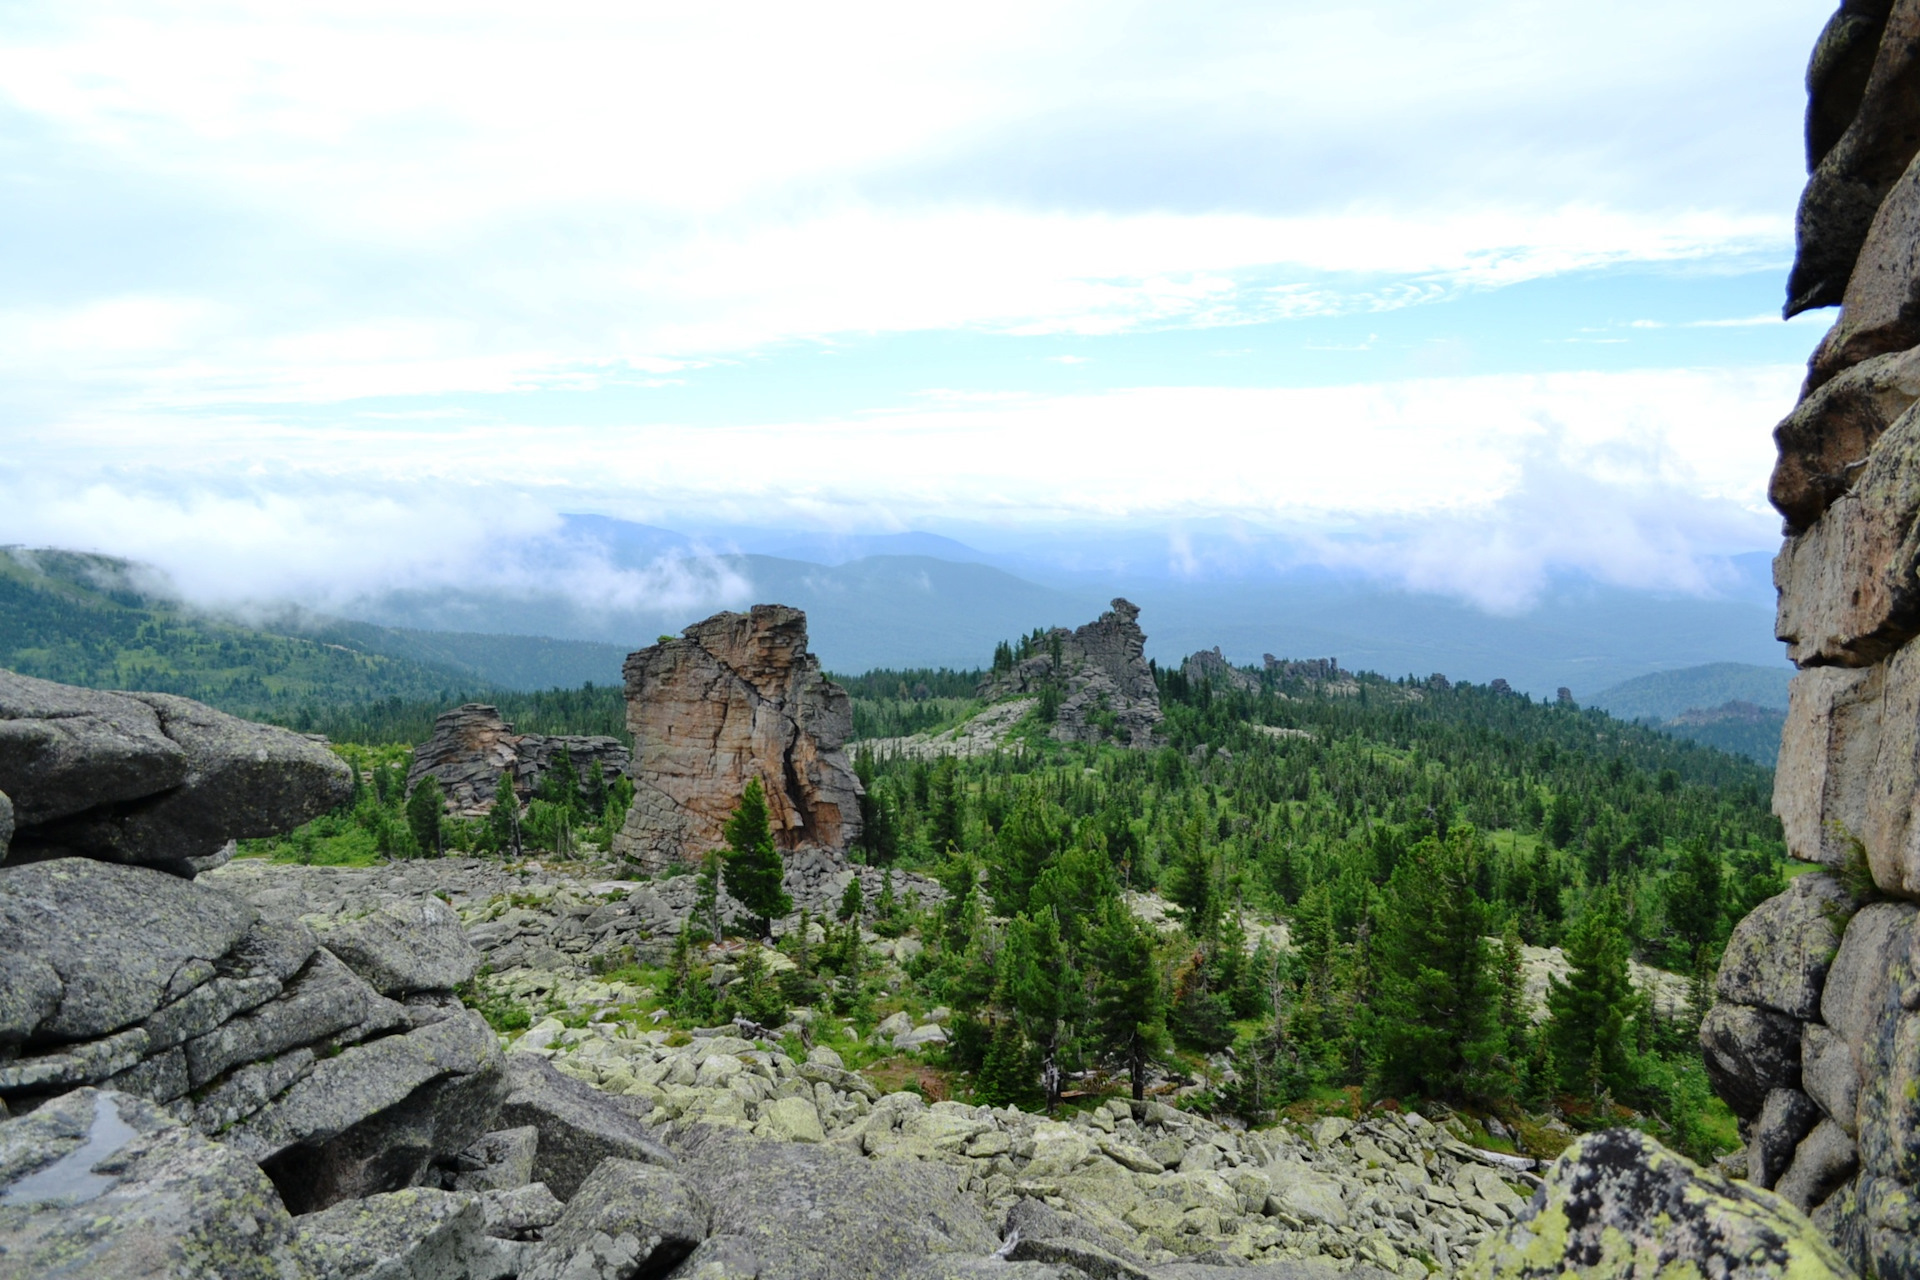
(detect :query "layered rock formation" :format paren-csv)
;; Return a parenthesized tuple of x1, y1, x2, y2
(611, 605, 863, 874)
(979, 599, 1165, 748)
(1698, 7, 1920, 1272)
(406, 703, 630, 815)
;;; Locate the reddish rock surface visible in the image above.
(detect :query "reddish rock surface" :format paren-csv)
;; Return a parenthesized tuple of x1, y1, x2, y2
(610, 605, 861, 874)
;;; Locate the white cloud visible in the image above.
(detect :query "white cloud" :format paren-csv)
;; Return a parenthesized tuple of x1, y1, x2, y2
(0, 0, 1813, 404)
(0, 364, 1796, 612)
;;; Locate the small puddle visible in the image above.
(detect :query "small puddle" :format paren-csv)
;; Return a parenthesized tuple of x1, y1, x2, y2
(0, 1093, 140, 1208)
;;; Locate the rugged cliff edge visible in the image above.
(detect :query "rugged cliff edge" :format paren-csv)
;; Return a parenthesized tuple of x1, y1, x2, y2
(1687, 1, 1920, 1274)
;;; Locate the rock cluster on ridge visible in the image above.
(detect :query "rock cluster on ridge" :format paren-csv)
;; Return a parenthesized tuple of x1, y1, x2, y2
(406, 702, 630, 815)
(610, 604, 863, 874)
(979, 599, 1165, 748)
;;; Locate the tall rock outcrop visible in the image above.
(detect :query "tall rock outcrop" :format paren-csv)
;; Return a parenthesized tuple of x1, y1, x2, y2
(406, 703, 630, 815)
(979, 598, 1164, 748)
(611, 605, 862, 874)
(1703, 8, 1920, 1273)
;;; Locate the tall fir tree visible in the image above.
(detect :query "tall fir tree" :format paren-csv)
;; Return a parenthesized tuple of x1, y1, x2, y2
(405, 775, 445, 858)
(720, 778, 792, 939)
(1088, 901, 1168, 1100)
(487, 768, 522, 858)
(1367, 827, 1501, 1101)
(1547, 888, 1641, 1104)
(1001, 908, 1079, 1110)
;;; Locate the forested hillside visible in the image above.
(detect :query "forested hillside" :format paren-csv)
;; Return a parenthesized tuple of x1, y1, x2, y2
(0, 548, 628, 718)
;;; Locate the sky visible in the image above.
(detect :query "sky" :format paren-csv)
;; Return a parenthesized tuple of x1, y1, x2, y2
(0, 0, 1840, 617)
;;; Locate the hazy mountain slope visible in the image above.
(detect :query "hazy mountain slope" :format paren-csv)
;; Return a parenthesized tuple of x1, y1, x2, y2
(0, 548, 477, 713)
(1124, 581, 1786, 699)
(1588, 662, 1794, 720)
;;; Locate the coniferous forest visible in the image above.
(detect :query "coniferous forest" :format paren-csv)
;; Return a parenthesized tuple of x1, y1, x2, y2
(233, 647, 1778, 1159)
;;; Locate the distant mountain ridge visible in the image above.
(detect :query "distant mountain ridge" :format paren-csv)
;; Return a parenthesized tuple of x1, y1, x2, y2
(1589, 662, 1793, 721)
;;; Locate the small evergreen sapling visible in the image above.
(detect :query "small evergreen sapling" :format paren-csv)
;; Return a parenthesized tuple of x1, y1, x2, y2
(721, 779, 792, 938)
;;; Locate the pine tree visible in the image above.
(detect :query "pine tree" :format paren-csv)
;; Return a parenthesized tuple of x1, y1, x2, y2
(1002, 908, 1078, 1110)
(1088, 901, 1168, 1100)
(405, 775, 445, 858)
(976, 1017, 1034, 1107)
(1547, 889, 1641, 1103)
(692, 850, 725, 942)
(540, 749, 582, 814)
(928, 759, 964, 854)
(838, 873, 864, 923)
(720, 778, 791, 939)
(1368, 828, 1501, 1101)
(487, 768, 521, 859)
(1667, 837, 1725, 962)
(580, 760, 607, 815)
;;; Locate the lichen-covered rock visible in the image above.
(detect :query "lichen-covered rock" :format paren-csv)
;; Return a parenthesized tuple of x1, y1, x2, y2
(611, 605, 862, 873)
(1804, 1023, 1864, 1137)
(1717, 874, 1853, 1019)
(679, 1126, 998, 1280)
(453, 1125, 539, 1193)
(287, 1186, 500, 1280)
(0, 673, 353, 876)
(1754, 1088, 1823, 1191)
(523, 1158, 711, 1280)
(0, 1088, 299, 1280)
(227, 1008, 505, 1212)
(317, 897, 481, 997)
(0, 857, 256, 1051)
(496, 1053, 674, 1200)
(1470, 1127, 1852, 1278)
(1702, 1002, 1804, 1120)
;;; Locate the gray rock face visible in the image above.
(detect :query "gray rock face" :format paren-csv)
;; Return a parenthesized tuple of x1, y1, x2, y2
(524, 1158, 712, 1280)
(1701, 1002, 1804, 1119)
(231, 1008, 505, 1212)
(679, 1126, 998, 1280)
(977, 599, 1164, 749)
(0, 1088, 299, 1280)
(1804, 1023, 1864, 1137)
(1779, 1119, 1861, 1215)
(1754, 1088, 1823, 1190)
(1786, 0, 1912, 317)
(0, 673, 352, 876)
(405, 703, 630, 816)
(1471, 1128, 1852, 1278)
(288, 1186, 496, 1280)
(496, 1053, 674, 1200)
(319, 897, 481, 996)
(611, 605, 863, 873)
(0, 857, 256, 1051)
(0, 789, 11, 861)
(1775, 404, 1920, 668)
(1773, 345, 1920, 532)
(1717, 872, 1853, 1019)
(453, 1125, 540, 1193)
